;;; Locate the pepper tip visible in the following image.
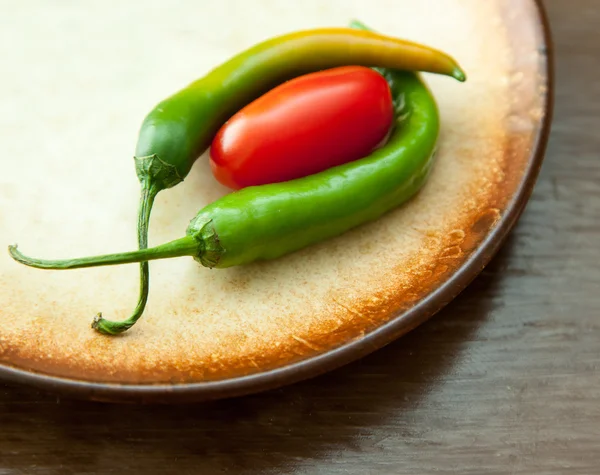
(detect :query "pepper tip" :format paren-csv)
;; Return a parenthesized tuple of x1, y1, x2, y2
(452, 67, 467, 82)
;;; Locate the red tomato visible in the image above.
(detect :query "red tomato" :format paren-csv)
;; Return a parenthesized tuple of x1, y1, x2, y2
(209, 66, 394, 190)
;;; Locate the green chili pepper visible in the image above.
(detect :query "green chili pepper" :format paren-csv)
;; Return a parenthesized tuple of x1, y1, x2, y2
(136, 26, 465, 193)
(123, 26, 466, 335)
(9, 22, 448, 335)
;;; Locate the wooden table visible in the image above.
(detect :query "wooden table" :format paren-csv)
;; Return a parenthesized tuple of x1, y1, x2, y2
(1, 1, 598, 473)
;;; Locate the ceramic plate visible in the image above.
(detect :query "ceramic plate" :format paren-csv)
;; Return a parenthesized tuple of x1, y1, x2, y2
(0, 0, 552, 402)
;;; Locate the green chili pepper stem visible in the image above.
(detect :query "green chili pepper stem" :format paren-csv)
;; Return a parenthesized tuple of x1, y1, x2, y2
(90, 184, 156, 335)
(9, 231, 200, 336)
(8, 235, 199, 270)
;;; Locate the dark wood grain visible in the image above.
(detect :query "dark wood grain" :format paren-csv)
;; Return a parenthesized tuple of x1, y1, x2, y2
(1, 1, 598, 473)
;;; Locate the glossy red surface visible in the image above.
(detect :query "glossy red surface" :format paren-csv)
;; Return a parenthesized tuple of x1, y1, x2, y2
(210, 66, 393, 189)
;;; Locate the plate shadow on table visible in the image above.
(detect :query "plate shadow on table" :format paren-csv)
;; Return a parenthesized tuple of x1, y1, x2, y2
(0, 233, 519, 473)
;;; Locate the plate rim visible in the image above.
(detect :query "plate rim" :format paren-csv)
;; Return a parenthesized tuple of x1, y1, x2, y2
(0, 0, 554, 403)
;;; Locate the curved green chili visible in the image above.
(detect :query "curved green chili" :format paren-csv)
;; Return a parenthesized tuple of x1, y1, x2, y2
(137, 26, 464, 191)
(9, 26, 444, 335)
(122, 26, 466, 334)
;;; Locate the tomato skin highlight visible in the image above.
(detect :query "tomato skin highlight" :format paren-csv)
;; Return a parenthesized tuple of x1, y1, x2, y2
(209, 66, 394, 190)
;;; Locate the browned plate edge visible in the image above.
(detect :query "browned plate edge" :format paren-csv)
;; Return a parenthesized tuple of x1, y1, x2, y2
(0, 0, 554, 403)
